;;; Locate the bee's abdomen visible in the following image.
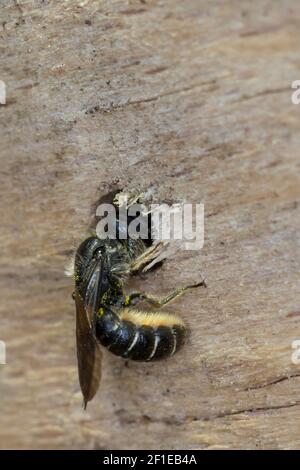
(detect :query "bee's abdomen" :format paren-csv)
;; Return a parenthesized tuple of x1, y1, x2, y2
(96, 308, 186, 361)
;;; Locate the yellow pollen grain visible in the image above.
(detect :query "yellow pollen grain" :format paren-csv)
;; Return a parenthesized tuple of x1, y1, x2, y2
(98, 307, 105, 317)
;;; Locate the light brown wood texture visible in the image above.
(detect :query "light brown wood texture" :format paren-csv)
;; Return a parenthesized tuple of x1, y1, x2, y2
(1, 0, 300, 450)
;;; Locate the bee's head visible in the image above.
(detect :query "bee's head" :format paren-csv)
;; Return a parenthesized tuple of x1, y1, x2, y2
(74, 237, 108, 287)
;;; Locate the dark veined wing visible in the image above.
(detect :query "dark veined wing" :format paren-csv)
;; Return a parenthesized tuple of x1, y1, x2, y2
(75, 257, 103, 409)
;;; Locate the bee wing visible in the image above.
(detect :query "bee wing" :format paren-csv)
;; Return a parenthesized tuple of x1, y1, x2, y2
(75, 292, 102, 409)
(75, 261, 103, 409)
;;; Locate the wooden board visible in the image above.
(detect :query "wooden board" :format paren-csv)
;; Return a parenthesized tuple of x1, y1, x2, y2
(1, 0, 300, 449)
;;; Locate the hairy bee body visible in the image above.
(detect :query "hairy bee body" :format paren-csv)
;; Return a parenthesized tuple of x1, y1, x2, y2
(75, 236, 186, 362)
(72, 193, 206, 407)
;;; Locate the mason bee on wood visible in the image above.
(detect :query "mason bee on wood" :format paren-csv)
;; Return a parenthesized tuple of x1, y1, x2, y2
(72, 191, 206, 408)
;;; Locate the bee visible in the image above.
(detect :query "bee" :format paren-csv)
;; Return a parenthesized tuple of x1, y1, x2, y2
(73, 192, 206, 408)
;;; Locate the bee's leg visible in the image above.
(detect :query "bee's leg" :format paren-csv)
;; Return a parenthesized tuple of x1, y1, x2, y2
(130, 242, 166, 274)
(123, 292, 144, 307)
(124, 279, 206, 308)
(143, 279, 207, 308)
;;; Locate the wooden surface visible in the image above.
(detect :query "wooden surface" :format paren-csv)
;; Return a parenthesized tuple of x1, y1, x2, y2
(1, 0, 300, 450)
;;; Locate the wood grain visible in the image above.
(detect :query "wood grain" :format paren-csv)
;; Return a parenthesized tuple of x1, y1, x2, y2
(0, 0, 300, 449)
